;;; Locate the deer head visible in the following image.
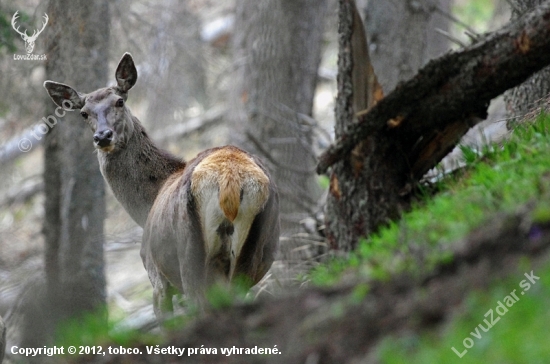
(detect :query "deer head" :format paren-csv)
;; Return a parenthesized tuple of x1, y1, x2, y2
(11, 11, 48, 54)
(43, 53, 138, 153)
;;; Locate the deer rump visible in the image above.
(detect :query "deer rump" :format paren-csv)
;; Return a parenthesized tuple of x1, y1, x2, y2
(142, 146, 279, 303)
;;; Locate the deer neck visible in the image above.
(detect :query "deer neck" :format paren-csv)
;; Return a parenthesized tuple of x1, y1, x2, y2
(97, 116, 185, 227)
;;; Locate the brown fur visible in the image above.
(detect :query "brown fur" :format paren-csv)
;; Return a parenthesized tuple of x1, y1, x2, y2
(191, 146, 270, 222)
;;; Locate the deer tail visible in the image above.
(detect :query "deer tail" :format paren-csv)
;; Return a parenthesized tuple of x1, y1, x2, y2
(218, 174, 241, 222)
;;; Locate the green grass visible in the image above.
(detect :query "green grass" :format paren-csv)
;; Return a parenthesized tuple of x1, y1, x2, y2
(308, 112, 550, 286)
(54, 308, 160, 349)
(378, 262, 550, 363)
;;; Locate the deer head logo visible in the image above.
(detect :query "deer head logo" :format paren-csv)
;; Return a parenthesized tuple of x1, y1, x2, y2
(11, 11, 48, 54)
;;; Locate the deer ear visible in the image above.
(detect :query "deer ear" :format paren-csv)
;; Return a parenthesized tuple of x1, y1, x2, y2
(43, 81, 84, 109)
(115, 53, 137, 93)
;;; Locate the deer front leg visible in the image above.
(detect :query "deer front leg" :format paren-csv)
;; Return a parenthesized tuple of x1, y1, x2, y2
(141, 244, 175, 323)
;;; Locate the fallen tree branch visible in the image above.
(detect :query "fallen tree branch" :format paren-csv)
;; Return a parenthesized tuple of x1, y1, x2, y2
(317, 1, 550, 175)
(0, 128, 44, 166)
(150, 105, 225, 142)
(0, 176, 43, 207)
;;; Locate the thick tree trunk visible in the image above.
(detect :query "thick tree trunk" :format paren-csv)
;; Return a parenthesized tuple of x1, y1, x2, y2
(321, 0, 550, 249)
(504, 0, 550, 122)
(229, 0, 327, 253)
(364, 0, 450, 93)
(20, 0, 109, 348)
(324, 0, 405, 250)
(325, 0, 451, 250)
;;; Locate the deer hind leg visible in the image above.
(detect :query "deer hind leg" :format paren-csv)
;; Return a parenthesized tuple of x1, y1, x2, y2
(206, 220, 233, 283)
(153, 275, 174, 319)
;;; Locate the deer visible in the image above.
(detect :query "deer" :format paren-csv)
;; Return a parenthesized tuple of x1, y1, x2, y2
(11, 11, 48, 54)
(44, 53, 280, 319)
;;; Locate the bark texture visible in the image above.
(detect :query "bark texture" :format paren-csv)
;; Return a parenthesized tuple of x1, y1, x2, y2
(144, 0, 208, 128)
(20, 0, 109, 348)
(319, 1, 550, 174)
(364, 0, 450, 93)
(504, 0, 550, 122)
(229, 0, 328, 253)
(324, 0, 404, 250)
(0, 314, 4, 364)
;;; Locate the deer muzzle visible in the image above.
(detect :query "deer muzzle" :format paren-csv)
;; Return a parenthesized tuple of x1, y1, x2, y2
(93, 129, 114, 148)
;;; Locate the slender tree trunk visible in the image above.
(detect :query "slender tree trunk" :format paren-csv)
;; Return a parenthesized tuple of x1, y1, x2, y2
(0, 314, 4, 364)
(364, 0, 450, 93)
(229, 0, 327, 254)
(504, 0, 550, 122)
(21, 0, 109, 348)
(145, 0, 208, 128)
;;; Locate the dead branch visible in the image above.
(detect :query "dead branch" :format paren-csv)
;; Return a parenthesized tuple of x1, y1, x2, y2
(0, 128, 44, 166)
(150, 105, 225, 141)
(317, 1, 550, 176)
(0, 176, 43, 207)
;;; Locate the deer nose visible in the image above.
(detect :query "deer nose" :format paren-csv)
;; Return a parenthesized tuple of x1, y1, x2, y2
(93, 129, 113, 147)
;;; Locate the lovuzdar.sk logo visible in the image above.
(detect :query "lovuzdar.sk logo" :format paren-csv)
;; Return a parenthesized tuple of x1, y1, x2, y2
(12, 11, 48, 61)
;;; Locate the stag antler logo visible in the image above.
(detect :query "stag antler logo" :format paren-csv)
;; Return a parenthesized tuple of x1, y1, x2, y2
(11, 11, 48, 54)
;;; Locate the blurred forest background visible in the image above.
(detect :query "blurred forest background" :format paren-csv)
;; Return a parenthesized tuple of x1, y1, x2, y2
(2, 0, 544, 361)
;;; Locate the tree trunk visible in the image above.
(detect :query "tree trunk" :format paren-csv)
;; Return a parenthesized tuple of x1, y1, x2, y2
(504, 0, 550, 123)
(325, 0, 407, 250)
(0, 314, 5, 364)
(21, 0, 109, 348)
(144, 0, 208, 128)
(229, 0, 327, 254)
(325, 0, 451, 250)
(364, 0, 450, 93)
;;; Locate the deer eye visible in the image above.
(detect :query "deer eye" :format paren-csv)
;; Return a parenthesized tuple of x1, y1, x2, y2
(80, 111, 88, 119)
(115, 98, 124, 107)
